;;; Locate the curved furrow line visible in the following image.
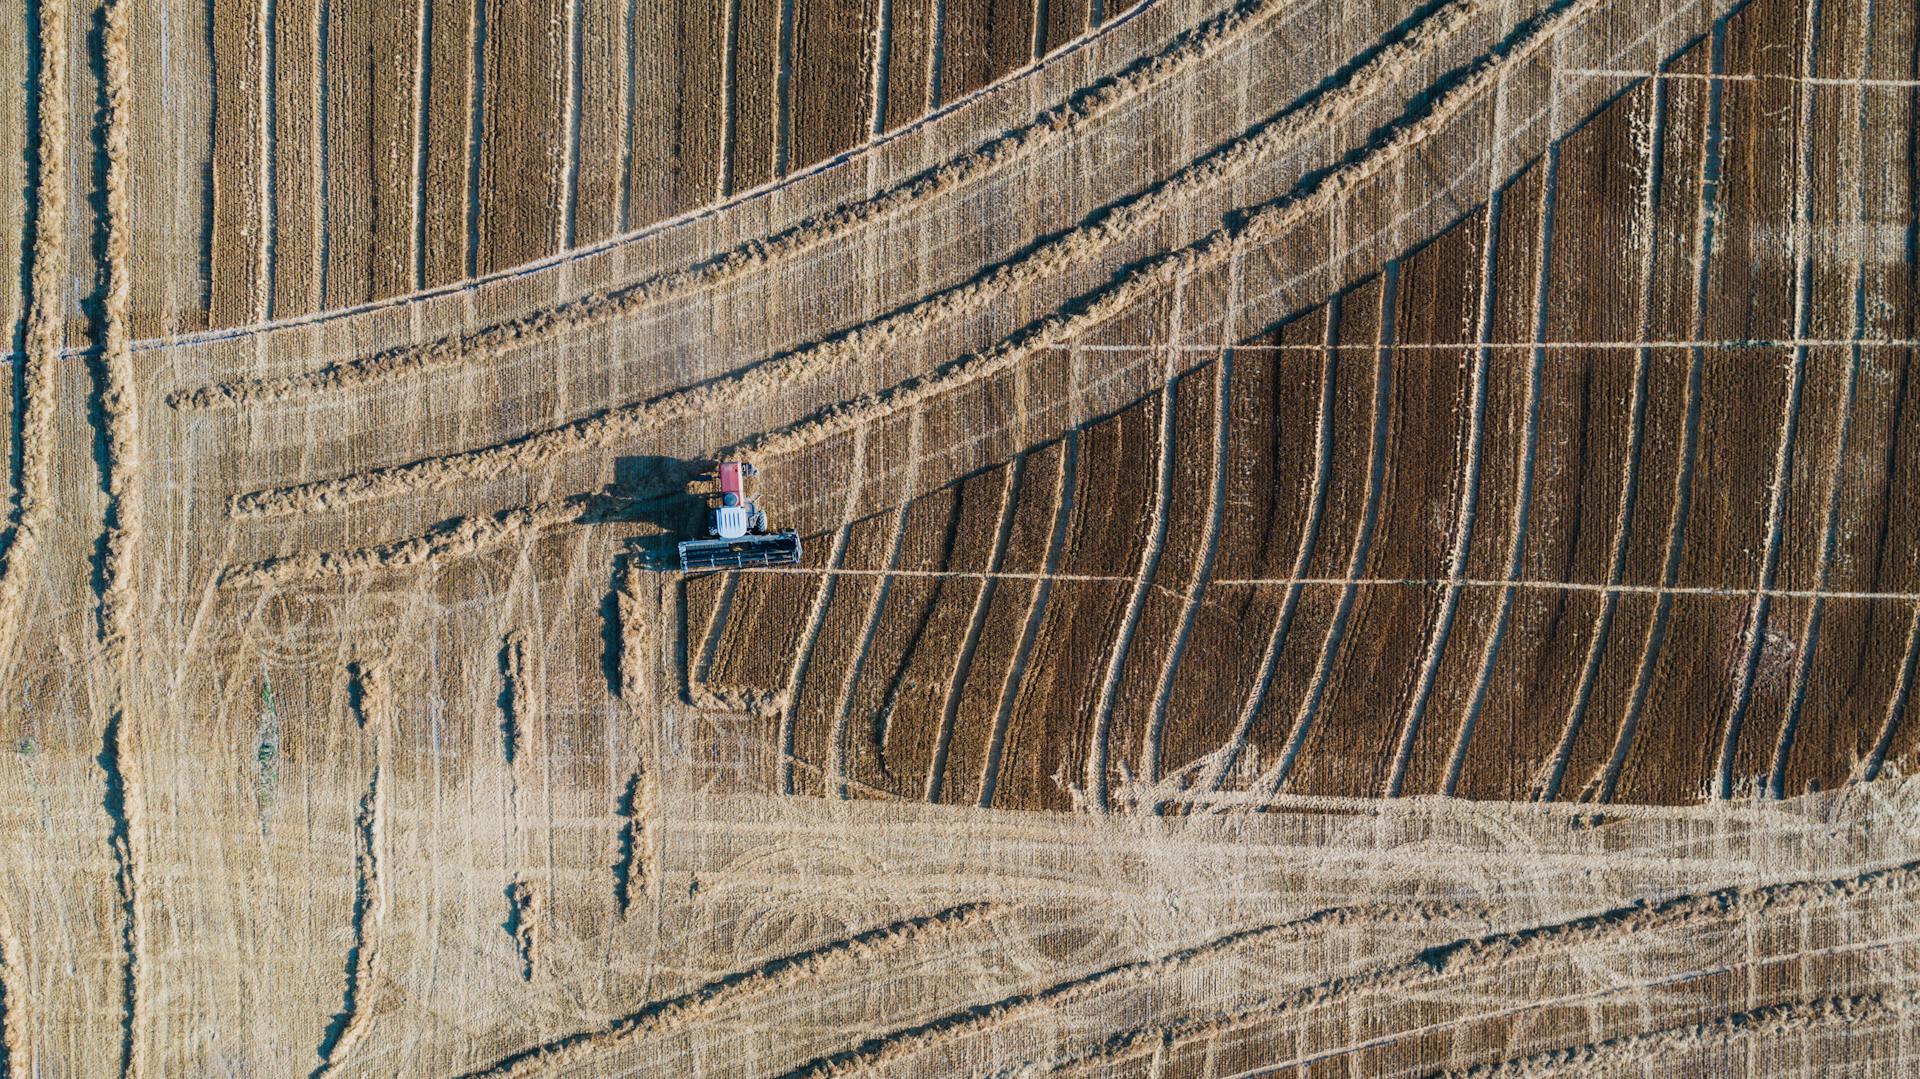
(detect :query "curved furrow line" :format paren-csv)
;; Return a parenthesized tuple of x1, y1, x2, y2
(1028, 858, 1920, 1076)
(1199, 307, 1339, 795)
(227, 0, 1489, 520)
(1513, 51, 1668, 801)
(1087, 289, 1183, 811)
(1141, 348, 1232, 802)
(775, 428, 870, 794)
(976, 433, 1078, 807)
(1386, 146, 1507, 798)
(215, 0, 1594, 594)
(457, 901, 997, 1078)
(1860, 600, 1920, 782)
(1772, 5, 1875, 796)
(1255, 267, 1397, 798)
(924, 456, 1021, 802)
(1589, 18, 1729, 804)
(1717, 0, 1821, 798)
(832, 413, 922, 796)
(168, 0, 1293, 411)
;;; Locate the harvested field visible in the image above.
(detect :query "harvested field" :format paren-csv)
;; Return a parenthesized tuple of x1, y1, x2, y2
(4, 0, 1920, 1070)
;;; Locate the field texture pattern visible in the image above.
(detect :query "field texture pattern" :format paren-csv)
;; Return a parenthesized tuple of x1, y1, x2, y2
(1, 0, 1919, 1072)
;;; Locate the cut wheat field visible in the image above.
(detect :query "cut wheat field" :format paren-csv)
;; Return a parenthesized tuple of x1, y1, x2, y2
(0, 0, 1917, 1072)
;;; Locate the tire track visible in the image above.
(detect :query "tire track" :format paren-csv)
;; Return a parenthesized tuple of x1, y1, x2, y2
(1088, 284, 1183, 811)
(170, 0, 1298, 411)
(780, 899, 1495, 1079)
(458, 902, 997, 1078)
(1715, 0, 1824, 798)
(1033, 858, 1920, 1075)
(224, 0, 1489, 518)
(1424, 991, 1914, 1078)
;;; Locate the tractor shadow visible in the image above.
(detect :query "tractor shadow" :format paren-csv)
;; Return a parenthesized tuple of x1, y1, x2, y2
(594, 455, 712, 570)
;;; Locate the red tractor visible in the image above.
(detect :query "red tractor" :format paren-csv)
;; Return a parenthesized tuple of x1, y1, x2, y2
(677, 461, 802, 572)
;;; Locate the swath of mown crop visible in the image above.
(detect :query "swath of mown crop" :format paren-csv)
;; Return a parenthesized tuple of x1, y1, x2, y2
(169, 0, 1328, 411)
(677, 0, 1920, 812)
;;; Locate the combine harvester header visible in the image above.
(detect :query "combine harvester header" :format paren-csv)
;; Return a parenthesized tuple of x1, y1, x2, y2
(678, 461, 802, 573)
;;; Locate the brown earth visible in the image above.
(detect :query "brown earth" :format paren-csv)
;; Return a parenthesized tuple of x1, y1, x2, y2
(1, 0, 1918, 1071)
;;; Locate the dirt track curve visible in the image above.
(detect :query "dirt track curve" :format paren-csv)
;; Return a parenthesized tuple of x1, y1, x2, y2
(0, 0, 1917, 1071)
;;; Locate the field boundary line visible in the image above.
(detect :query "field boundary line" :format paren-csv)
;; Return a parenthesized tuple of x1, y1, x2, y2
(1563, 66, 1920, 87)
